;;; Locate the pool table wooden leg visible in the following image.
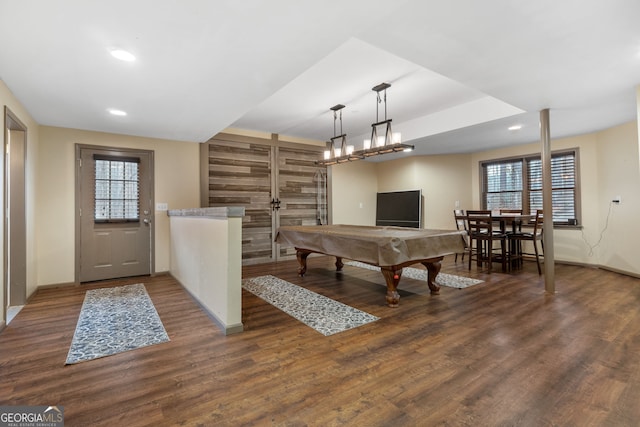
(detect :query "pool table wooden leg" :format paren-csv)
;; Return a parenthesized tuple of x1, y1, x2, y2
(295, 249, 311, 276)
(421, 260, 442, 295)
(380, 268, 402, 308)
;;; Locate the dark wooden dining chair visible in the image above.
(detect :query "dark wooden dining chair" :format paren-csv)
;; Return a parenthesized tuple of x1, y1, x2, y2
(466, 210, 508, 273)
(453, 209, 469, 262)
(509, 209, 544, 274)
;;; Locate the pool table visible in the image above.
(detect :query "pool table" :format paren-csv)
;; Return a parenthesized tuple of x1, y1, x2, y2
(275, 224, 466, 307)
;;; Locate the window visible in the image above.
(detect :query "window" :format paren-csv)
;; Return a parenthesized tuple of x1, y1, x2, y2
(481, 149, 579, 225)
(484, 160, 523, 210)
(94, 156, 140, 222)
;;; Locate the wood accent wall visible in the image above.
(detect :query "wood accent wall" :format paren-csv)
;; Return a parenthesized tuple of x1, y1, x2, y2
(201, 133, 326, 264)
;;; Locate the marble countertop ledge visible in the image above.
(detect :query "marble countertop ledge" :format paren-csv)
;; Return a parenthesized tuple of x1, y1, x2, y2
(167, 207, 245, 219)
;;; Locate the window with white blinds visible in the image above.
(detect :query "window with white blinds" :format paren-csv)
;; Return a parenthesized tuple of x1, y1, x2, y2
(484, 160, 523, 210)
(94, 156, 140, 222)
(527, 153, 576, 222)
(481, 150, 579, 225)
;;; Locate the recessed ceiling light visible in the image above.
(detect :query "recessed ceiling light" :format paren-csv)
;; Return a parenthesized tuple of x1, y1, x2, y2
(508, 125, 522, 131)
(108, 109, 127, 116)
(110, 49, 136, 62)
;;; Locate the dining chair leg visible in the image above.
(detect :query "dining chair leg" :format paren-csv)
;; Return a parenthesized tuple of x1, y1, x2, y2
(533, 241, 542, 275)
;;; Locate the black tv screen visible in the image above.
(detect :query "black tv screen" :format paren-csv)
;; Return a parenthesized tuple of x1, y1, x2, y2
(375, 190, 422, 228)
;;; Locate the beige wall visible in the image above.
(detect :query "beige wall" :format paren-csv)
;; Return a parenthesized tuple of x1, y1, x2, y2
(0, 80, 39, 324)
(377, 155, 473, 229)
(330, 154, 472, 230)
(330, 160, 378, 225)
(37, 126, 200, 286)
(594, 122, 640, 273)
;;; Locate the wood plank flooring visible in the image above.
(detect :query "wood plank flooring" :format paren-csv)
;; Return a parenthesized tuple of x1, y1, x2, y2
(2, 257, 640, 426)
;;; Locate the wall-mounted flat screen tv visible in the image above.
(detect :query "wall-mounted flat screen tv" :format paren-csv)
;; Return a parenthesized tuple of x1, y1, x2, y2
(375, 189, 422, 228)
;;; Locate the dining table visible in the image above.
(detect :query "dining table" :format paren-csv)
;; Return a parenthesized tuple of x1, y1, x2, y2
(491, 212, 535, 269)
(491, 212, 535, 233)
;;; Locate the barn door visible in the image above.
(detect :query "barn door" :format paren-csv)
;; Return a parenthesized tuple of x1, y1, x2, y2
(274, 145, 328, 260)
(203, 134, 326, 265)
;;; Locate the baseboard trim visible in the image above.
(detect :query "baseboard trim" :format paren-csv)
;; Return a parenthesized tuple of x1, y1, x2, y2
(555, 260, 640, 279)
(35, 273, 172, 292)
(595, 264, 640, 279)
(37, 281, 79, 290)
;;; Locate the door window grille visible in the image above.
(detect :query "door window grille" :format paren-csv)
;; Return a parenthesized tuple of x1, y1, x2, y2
(94, 156, 140, 222)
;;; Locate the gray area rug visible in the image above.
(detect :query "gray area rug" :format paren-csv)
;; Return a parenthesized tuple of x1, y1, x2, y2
(66, 283, 170, 364)
(242, 275, 379, 336)
(345, 261, 484, 289)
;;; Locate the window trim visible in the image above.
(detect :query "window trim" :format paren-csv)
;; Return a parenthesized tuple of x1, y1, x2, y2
(480, 148, 581, 227)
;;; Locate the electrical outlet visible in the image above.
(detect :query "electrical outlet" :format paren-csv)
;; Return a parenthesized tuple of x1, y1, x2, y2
(156, 202, 168, 211)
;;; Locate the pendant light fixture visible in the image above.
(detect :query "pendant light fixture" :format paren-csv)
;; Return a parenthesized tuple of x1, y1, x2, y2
(317, 82, 413, 166)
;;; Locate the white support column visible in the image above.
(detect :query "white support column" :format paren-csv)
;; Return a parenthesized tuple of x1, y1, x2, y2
(540, 109, 555, 293)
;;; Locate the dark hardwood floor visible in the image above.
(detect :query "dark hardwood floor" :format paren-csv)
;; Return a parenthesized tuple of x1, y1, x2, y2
(2, 256, 640, 426)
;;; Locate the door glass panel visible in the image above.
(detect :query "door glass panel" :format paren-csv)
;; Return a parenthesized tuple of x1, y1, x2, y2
(94, 158, 140, 222)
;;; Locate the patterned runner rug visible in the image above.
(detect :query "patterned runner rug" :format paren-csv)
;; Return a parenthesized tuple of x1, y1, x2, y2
(65, 283, 170, 364)
(345, 261, 484, 289)
(242, 275, 379, 336)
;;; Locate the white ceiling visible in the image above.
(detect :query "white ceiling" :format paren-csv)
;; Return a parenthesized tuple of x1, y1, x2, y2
(1, 0, 639, 160)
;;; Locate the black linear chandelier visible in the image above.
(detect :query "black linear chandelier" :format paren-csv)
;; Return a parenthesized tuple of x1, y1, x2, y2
(317, 82, 414, 166)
